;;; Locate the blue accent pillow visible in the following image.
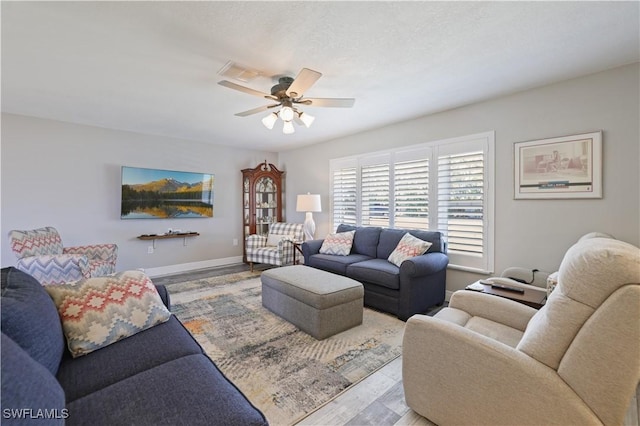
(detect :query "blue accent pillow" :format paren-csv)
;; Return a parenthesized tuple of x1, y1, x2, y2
(1, 333, 66, 425)
(1, 267, 64, 375)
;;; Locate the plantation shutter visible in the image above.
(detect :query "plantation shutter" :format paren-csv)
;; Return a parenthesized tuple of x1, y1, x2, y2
(394, 158, 429, 230)
(331, 166, 357, 227)
(329, 131, 493, 272)
(436, 134, 492, 272)
(361, 162, 390, 228)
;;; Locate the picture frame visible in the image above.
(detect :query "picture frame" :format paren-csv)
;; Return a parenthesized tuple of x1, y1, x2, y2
(514, 131, 602, 199)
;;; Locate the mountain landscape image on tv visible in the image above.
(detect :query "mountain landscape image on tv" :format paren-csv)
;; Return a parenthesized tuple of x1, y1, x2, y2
(121, 166, 214, 219)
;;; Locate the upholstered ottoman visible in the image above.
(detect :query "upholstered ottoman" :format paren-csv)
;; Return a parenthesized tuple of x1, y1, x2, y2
(261, 265, 364, 340)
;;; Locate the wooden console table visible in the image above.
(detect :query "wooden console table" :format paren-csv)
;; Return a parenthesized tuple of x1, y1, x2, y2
(137, 232, 199, 247)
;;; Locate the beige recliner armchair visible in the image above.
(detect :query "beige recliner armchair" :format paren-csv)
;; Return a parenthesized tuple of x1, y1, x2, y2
(402, 235, 640, 425)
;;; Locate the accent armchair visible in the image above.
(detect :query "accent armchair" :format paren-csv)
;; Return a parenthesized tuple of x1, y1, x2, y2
(245, 222, 304, 272)
(9, 226, 118, 285)
(402, 235, 640, 425)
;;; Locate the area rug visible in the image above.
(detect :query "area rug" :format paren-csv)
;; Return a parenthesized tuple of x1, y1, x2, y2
(167, 273, 405, 425)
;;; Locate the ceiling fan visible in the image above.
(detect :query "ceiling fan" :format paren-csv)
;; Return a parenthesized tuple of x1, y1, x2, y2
(218, 68, 355, 134)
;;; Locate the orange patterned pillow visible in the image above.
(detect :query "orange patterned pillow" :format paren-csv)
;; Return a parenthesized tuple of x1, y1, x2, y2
(388, 233, 432, 267)
(45, 270, 171, 357)
(319, 230, 356, 256)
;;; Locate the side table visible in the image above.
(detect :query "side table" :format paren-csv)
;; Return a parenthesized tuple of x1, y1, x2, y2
(291, 240, 303, 265)
(465, 280, 547, 309)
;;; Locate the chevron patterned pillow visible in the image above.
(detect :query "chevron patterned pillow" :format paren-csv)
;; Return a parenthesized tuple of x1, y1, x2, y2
(319, 230, 356, 256)
(388, 233, 432, 267)
(44, 270, 171, 358)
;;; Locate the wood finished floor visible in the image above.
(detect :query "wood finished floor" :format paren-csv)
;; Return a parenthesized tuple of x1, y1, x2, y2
(295, 356, 433, 426)
(152, 264, 640, 426)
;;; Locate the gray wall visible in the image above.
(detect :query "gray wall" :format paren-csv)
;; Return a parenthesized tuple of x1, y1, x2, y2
(281, 63, 640, 292)
(2, 64, 638, 289)
(1, 114, 277, 274)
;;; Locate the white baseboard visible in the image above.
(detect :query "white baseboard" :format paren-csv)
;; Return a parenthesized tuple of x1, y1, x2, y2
(143, 256, 244, 278)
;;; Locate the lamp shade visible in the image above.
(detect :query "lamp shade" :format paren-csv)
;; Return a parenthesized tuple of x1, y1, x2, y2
(298, 111, 315, 128)
(261, 112, 278, 130)
(296, 193, 321, 212)
(282, 120, 295, 134)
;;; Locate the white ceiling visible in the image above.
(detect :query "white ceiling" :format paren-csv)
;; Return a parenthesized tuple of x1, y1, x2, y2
(2, 1, 638, 152)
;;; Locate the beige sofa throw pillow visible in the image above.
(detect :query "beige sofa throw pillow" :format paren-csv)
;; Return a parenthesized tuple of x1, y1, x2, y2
(319, 230, 356, 256)
(45, 270, 171, 358)
(266, 233, 294, 247)
(388, 233, 432, 267)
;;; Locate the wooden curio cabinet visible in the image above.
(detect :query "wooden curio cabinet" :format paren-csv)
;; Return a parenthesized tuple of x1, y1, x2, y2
(241, 161, 284, 262)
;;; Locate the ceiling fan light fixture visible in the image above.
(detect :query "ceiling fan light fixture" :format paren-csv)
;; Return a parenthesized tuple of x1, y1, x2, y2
(282, 120, 295, 134)
(261, 112, 278, 130)
(280, 105, 295, 122)
(298, 111, 315, 128)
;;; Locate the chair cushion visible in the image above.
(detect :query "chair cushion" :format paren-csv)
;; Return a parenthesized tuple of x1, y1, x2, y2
(307, 254, 372, 276)
(347, 259, 401, 290)
(9, 226, 64, 258)
(44, 270, 172, 358)
(1, 334, 66, 425)
(0, 267, 65, 375)
(319, 230, 355, 256)
(266, 233, 293, 247)
(517, 237, 640, 370)
(336, 224, 382, 258)
(57, 316, 203, 402)
(65, 354, 267, 426)
(268, 223, 304, 242)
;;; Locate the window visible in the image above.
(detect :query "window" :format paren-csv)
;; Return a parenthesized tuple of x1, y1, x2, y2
(329, 132, 494, 273)
(361, 162, 390, 228)
(331, 165, 357, 226)
(394, 158, 429, 230)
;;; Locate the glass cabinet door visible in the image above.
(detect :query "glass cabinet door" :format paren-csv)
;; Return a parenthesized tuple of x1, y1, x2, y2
(243, 177, 250, 237)
(255, 176, 277, 236)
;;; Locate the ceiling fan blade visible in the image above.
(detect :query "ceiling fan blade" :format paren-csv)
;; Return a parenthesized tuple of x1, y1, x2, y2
(286, 68, 322, 98)
(299, 98, 356, 108)
(218, 80, 276, 100)
(234, 104, 279, 117)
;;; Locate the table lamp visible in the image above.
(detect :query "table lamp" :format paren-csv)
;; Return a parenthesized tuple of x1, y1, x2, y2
(296, 193, 322, 240)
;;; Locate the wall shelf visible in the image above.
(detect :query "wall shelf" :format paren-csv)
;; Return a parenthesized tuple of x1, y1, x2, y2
(137, 232, 199, 247)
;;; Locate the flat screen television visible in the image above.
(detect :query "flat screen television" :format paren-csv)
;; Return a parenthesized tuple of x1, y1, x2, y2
(121, 166, 214, 219)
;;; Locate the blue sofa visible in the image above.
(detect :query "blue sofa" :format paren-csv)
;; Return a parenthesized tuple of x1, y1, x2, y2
(302, 225, 449, 321)
(0, 267, 268, 426)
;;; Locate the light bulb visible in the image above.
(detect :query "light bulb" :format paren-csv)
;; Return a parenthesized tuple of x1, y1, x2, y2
(283, 121, 295, 134)
(280, 106, 294, 122)
(261, 112, 278, 130)
(298, 111, 315, 128)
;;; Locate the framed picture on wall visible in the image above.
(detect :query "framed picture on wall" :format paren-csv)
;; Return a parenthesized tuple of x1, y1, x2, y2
(514, 131, 602, 199)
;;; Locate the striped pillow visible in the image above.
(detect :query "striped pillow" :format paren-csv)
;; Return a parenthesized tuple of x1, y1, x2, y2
(388, 233, 432, 267)
(319, 231, 356, 256)
(45, 270, 171, 358)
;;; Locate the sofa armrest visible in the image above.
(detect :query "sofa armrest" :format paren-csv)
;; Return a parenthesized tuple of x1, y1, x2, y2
(448, 290, 537, 331)
(245, 234, 267, 251)
(402, 315, 597, 425)
(302, 239, 324, 260)
(400, 252, 449, 277)
(155, 284, 171, 310)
